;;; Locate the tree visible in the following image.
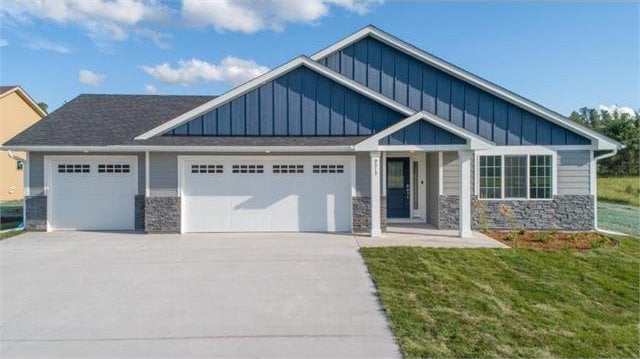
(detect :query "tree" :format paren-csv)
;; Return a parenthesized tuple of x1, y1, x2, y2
(37, 102, 48, 114)
(569, 107, 639, 176)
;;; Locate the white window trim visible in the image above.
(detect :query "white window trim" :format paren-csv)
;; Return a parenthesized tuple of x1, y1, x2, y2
(475, 147, 557, 201)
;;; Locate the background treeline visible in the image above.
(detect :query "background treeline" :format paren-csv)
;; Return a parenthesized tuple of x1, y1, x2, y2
(569, 107, 639, 176)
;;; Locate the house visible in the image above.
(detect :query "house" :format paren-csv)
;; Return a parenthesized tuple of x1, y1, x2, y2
(0, 86, 46, 202)
(1, 26, 622, 237)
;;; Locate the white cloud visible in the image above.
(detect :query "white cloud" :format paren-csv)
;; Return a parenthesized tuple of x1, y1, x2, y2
(0, 0, 170, 46)
(135, 27, 171, 49)
(181, 0, 383, 33)
(25, 39, 71, 53)
(78, 69, 105, 86)
(0, 38, 7, 47)
(598, 105, 636, 117)
(144, 84, 158, 94)
(141, 56, 269, 87)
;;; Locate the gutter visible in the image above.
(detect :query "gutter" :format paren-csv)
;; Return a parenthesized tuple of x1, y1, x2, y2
(592, 149, 627, 236)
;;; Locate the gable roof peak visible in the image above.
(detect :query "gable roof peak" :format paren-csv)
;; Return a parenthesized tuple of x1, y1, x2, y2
(311, 25, 622, 150)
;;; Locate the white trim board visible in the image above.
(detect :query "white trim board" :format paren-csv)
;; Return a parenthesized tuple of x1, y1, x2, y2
(311, 25, 622, 151)
(135, 56, 416, 140)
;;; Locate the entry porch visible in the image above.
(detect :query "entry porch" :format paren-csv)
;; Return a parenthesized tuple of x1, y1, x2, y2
(354, 111, 494, 238)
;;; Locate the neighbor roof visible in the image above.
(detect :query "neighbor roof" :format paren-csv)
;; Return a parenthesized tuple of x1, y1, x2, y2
(3, 94, 216, 147)
(0, 85, 18, 95)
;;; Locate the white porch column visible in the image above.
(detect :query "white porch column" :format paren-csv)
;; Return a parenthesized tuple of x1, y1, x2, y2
(370, 151, 382, 237)
(458, 150, 472, 238)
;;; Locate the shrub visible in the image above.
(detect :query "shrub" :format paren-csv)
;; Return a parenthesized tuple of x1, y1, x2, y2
(534, 232, 550, 243)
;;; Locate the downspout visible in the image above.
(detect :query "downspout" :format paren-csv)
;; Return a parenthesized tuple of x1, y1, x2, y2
(592, 149, 625, 235)
(7, 151, 27, 230)
(7, 150, 25, 162)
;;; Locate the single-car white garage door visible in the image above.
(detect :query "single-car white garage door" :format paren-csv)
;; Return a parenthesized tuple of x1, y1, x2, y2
(47, 156, 138, 230)
(181, 156, 353, 233)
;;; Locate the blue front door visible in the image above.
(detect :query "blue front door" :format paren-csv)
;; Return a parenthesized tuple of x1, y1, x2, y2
(386, 158, 410, 218)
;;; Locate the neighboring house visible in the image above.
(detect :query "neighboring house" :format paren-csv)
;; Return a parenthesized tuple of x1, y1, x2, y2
(1, 26, 622, 236)
(0, 86, 46, 202)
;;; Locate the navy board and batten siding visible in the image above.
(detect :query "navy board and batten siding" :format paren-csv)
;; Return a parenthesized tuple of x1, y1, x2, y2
(379, 120, 466, 145)
(167, 66, 404, 137)
(318, 36, 590, 146)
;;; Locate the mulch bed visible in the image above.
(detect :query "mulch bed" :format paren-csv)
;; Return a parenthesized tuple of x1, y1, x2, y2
(485, 230, 618, 250)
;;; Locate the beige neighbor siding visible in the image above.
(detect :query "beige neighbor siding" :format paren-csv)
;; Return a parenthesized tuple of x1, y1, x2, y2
(0, 91, 45, 200)
(557, 150, 591, 195)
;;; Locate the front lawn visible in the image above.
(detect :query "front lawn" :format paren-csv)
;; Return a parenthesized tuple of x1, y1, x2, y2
(361, 238, 639, 358)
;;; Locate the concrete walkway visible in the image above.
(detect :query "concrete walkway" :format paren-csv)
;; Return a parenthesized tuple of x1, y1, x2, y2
(356, 224, 508, 248)
(0, 232, 400, 358)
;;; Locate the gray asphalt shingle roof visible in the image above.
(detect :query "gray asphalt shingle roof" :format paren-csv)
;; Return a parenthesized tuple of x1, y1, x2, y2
(4, 94, 216, 147)
(3, 94, 368, 148)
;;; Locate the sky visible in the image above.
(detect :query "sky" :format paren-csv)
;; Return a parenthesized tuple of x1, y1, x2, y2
(0, 1, 637, 116)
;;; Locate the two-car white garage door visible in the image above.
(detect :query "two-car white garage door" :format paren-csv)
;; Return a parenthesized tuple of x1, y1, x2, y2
(181, 156, 353, 232)
(46, 155, 352, 233)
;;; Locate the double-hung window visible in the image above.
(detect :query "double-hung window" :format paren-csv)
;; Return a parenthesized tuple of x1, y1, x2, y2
(478, 153, 553, 200)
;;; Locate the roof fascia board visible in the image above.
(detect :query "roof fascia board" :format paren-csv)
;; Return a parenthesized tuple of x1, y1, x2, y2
(311, 26, 622, 150)
(135, 55, 414, 140)
(354, 112, 494, 151)
(0, 86, 47, 117)
(1, 145, 355, 152)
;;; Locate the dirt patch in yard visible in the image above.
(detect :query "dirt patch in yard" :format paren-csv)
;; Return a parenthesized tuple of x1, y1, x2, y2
(485, 230, 617, 250)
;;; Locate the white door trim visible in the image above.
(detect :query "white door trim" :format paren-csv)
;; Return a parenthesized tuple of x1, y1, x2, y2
(44, 155, 138, 231)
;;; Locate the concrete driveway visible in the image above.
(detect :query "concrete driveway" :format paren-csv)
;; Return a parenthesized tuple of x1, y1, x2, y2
(0, 232, 399, 358)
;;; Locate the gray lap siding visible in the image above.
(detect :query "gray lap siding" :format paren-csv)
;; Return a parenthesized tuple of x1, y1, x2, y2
(24, 149, 594, 232)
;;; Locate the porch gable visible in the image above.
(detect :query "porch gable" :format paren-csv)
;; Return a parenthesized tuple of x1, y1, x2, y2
(379, 120, 466, 146)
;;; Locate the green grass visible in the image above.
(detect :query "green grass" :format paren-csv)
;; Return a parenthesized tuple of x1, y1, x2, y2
(0, 230, 23, 240)
(598, 177, 640, 206)
(0, 221, 20, 230)
(361, 238, 639, 358)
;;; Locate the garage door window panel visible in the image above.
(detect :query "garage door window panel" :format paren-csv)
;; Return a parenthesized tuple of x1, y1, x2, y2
(98, 164, 130, 173)
(58, 164, 90, 173)
(191, 164, 223, 174)
(232, 165, 264, 173)
(312, 164, 344, 173)
(273, 164, 304, 174)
